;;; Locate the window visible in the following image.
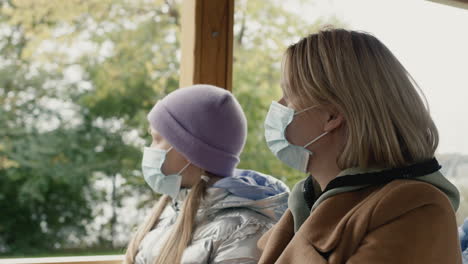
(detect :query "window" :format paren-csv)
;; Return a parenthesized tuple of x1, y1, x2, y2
(1, 0, 466, 260)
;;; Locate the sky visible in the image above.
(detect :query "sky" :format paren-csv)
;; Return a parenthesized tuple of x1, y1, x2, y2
(285, 0, 468, 155)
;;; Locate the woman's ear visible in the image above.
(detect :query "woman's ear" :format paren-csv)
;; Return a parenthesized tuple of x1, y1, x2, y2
(324, 109, 344, 132)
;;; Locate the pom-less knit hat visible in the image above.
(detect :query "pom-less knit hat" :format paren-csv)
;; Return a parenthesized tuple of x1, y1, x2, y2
(147, 84, 247, 177)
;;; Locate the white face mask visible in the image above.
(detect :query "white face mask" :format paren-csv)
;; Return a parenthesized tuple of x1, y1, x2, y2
(141, 146, 190, 200)
(264, 101, 329, 173)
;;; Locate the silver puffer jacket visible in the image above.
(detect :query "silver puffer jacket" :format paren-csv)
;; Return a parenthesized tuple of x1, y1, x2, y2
(135, 169, 289, 264)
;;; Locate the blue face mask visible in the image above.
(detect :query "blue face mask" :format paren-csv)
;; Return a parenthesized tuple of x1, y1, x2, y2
(141, 146, 191, 200)
(264, 101, 329, 173)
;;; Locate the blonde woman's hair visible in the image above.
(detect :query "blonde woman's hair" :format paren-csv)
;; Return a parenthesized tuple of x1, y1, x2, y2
(124, 175, 209, 264)
(282, 28, 438, 169)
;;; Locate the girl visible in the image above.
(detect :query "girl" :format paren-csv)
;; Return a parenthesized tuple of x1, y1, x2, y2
(125, 84, 289, 264)
(259, 28, 462, 263)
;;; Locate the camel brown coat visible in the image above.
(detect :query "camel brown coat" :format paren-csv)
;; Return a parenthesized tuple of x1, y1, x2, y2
(257, 180, 462, 264)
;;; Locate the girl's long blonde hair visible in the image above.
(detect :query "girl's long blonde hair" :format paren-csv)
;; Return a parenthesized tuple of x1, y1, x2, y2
(124, 175, 209, 264)
(282, 28, 438, 169)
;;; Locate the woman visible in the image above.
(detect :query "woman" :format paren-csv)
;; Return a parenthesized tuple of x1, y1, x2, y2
(125, 84, 289, 264)
(259, 28, 462, 263)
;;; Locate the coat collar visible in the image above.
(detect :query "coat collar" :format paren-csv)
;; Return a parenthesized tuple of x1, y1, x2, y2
(298, 185, 380, 252)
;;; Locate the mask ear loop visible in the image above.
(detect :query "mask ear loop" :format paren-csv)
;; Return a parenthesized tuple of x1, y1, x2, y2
(294, 105, 318, 116)
(166, 146, 191, 175)
(292, 105, 329, 149)
(304, 131, 329, 148)
(177, 162, 191, 175)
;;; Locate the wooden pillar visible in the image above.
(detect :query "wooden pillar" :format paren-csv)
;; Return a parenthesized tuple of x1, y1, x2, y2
(180, 0, 234, 91)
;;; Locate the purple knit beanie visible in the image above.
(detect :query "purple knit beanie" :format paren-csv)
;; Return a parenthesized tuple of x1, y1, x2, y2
(147, 84, 247, 177)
